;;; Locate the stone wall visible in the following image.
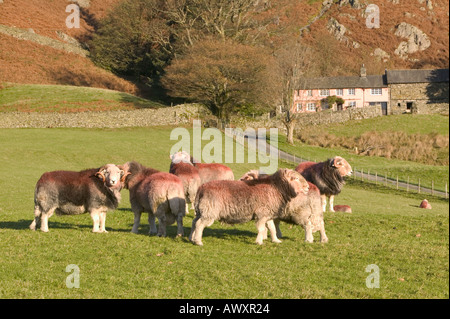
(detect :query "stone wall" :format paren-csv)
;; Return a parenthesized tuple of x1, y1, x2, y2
(0, 104, 210, 128)
(389, 82, 449, 115)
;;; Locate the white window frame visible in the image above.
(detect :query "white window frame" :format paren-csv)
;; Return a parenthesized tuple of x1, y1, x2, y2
(348, 101, 356, 107)
(306, 103, 316, 111)
(319, 89, 330, 96)
(336, 89, 343, 96)
(307, 90, 313, 96)
(371, 88, 382, 95)
(296, 103, 302, 112)
(348, 88, 355, 95)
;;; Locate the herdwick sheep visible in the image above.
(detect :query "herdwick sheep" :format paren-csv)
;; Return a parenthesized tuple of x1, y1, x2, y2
(189, 168, 309, 246)
(121, 161, 186, 237)
(190, 156, 235, 184)
(169, 151, 201, 214)
(240, 170, 328, 243)
(30, 164, 124, 233)
(295, 156, 352, 212)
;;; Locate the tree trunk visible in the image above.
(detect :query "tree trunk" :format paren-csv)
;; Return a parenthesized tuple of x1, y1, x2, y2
(286, 121, 295, 145)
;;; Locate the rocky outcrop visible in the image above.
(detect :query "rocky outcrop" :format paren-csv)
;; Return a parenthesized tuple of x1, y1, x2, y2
(394, 22, 431, 57)
(372, 48, 391, 62)
(327, 18, 360, 48)
(0, 24, 89, 57)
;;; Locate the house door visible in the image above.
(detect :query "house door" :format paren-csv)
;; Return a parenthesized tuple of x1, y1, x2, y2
(381, 102, 387, 115)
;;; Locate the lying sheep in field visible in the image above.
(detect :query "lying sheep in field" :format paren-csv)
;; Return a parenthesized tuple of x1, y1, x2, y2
(240, 170, 328, 243)
(121, 161, 186, 237)
(190, 155, 234, 184)
(189, 168, 309, 246)
(295, 156, 352, 212)
(30, 164, 124, 233)
(169, 151, 201, 214)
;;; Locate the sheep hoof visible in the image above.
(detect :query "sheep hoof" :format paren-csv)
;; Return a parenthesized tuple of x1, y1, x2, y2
(272, 239, 282, 244)
(321, 238, 329, 243)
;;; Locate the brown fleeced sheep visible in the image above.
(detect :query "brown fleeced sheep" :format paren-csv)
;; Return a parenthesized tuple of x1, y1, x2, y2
(419, 199, 432, 209)
(295, 156, 352, 212)
(169, 151, 201, 214)
(190, 156, 235, 184)
(189, 168, 309, 246)
(240, 170, 328, 243)
(30, 164, 124, 233)
(121, 161, 186, 237)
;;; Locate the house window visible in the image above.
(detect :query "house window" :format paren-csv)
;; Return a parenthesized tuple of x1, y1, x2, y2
(319, 89, 330, 96)
(296, 103, 302, 112)
(336, 89, 343, 96)
(306, 103, 316, 111)
(371, 88, 382, 95)
(307, 90, 313, 96)
(348, 88, 355, 95)
(348, 101, 356, 107)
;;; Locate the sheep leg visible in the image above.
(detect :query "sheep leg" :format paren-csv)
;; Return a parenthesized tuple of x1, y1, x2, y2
(304, 221, 314, 243)
(274, 219, 283, 238)
(157, 216, 166, 237)
(321, 194, 327, 212)
(189, 216, 199, 242)
(40, 207, 55, 233)
(319, 221, 329, 243)
(30, 205, 41, 231)
(130, 203, 143, 234)
(255, 217, 271, 245)
(90, 209, 101, 233)
(99, 210, 108, 233)
(176, 214, 184, 237)
(329, 195, 335, 212)
(148, 213, 157, 235)
(191, 217, 213, 246)
(266, 220, 282, 244)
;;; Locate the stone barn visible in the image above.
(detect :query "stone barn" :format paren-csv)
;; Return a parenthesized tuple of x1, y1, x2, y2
(387, 68, 449, 115)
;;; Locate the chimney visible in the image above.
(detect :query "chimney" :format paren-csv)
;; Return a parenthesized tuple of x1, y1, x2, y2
(360, 64, 367, 77)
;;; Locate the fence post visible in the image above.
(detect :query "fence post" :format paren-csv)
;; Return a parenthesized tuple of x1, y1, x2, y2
(385, 173, 387, 186)
(361, 168, 364, 181)
(396, 175, 399, 190)
(431, 180, 434, 196)
(407, 176, 409, 192)
(375, 172, 378, 185)
(446, 183, 448, 199)
(418, 178, 421, 194)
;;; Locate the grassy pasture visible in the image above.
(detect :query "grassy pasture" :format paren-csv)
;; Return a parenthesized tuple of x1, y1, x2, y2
(0, 127, 448, 299)
(0, 83, 164, 112)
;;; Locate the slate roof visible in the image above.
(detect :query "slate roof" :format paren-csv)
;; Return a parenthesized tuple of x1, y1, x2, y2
(299, 74, 387, 90)
(298, 68, 449, 90)
(386, 69, 449, 84)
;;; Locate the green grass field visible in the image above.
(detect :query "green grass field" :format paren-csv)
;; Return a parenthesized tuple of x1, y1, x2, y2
(0, 83, 164, 112)
(0, 127, 448, 299)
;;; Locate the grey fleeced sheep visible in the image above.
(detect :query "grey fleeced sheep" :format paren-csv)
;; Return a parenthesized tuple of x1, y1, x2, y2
(121, 161, 186, 237)
(189, 168, 309, 246)
(30, 164, 124, 233)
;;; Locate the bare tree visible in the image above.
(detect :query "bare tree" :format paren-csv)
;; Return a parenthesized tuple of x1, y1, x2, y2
(274, 40, 315, 144)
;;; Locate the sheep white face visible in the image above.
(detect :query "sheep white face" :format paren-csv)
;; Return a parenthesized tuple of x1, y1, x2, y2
(98, 164, 124, 188)
(332, 156, 353, 177)
(170, 151, 192, 164)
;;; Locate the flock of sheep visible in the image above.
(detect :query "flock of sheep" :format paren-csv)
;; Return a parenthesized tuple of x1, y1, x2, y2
(30, 151, 352, 245)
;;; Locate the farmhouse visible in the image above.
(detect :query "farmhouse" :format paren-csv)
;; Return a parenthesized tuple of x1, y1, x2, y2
(387, 68, 449, 115)
(293, 67, 449, 116)
(293, 65, 389, 115)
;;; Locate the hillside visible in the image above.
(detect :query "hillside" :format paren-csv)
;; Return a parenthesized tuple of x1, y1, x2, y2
(0, 0, 449, 92)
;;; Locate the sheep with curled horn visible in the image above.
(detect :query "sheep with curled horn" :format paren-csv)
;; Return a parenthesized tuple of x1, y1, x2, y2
(295, 156, 352, 213)
(190, 168, 309, 246)
(121, 161, 186, 237)
(30, 164, 125, 233)
(240, 169, 328, 243)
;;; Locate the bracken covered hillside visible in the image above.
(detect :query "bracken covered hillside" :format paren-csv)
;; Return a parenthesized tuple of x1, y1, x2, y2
(0, 0, 448, 92)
